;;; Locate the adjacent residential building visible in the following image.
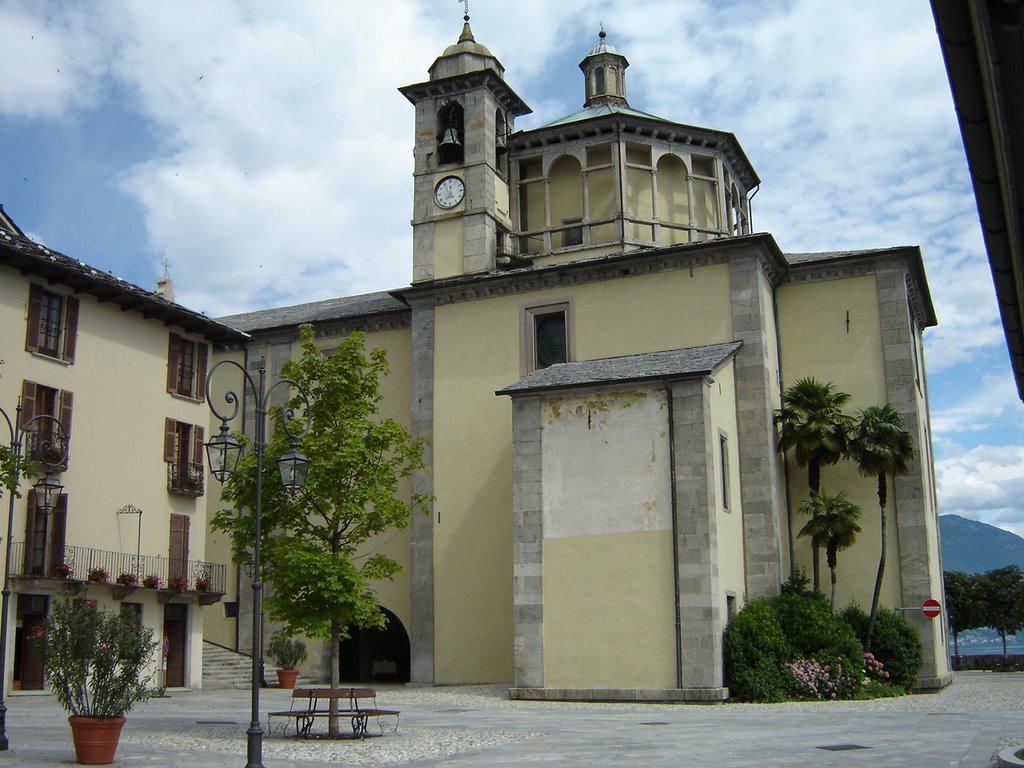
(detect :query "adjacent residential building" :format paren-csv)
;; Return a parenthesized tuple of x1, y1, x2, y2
(210, 22, 951, 698)
(0, 205, 245, 692)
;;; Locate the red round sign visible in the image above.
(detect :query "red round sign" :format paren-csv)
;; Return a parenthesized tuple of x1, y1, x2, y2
(922, 598, 941, 618)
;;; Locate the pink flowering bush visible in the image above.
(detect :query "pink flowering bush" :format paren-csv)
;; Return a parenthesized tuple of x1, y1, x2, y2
(36, 597, 157, 717)
(784, 656, 860, 700)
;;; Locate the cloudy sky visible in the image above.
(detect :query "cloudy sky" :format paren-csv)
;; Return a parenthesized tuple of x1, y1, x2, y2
(2, 1, 1023, 538)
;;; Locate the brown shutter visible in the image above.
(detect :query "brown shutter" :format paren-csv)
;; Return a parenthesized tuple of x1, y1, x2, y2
(169, 514, 189, 578)
(167, 334, 179, 394)
(25, 284, 42, 353)
(48, 495, 68, 574)
(196, 343, 208, 402)
(59, 390, 73, 436)
(20, 380, 37, 427)
(192, 425, 204, 469)
(164, 418, 177, 462)
(62, 296, 79, 363)
(58, 390, 73, 468)
(23, 493, 36, 574)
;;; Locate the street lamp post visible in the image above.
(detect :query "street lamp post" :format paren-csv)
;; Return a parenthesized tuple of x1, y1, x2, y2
(204, 359, 309, 768)
(0, 401, 69, 751)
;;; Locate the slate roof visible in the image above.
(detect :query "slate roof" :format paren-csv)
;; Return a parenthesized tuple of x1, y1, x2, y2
(217, 290, 408, 333)
(497, 341, 743, 397)
(0, 221, 247, 344)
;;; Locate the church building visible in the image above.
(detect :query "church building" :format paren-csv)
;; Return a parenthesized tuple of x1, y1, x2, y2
(211, 19, 950, 699)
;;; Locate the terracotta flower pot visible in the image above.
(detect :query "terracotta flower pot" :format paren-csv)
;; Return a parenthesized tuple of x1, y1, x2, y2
(68, 716, 126, 765)
(276, 668, 299, 689)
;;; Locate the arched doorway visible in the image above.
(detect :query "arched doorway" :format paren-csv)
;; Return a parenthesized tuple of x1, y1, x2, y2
(338, 607, 410, 683)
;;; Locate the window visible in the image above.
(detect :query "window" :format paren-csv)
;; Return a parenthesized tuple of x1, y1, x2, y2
(726, 593, 737, 623)
(523, 301, 573, 374)
(21, 380, 72, 468)
(437, 101, 465, 165)
(164, 418, 205, 496)
(167, 334, 208, 400)
(25, 284, 78, 362)
(719, 432, 730, 512)
(23, 490, 67, 577)
(561, 218, 583, 247)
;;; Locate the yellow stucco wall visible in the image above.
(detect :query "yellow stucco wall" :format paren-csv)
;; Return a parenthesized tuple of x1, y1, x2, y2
(2, 268, 216, 689)
(776, 274, 900, 611)
(433, 264, 734, 682)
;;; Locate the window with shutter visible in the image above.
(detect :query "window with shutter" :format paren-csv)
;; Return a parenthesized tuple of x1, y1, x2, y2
(25, 284, 78, 363)
(164, 418, 205, 496)
(167, 334, 208, 400)
(20, 380, 72, 469)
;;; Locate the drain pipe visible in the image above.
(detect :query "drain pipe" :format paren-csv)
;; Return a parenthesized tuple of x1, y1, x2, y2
(665, 382, 684, 689)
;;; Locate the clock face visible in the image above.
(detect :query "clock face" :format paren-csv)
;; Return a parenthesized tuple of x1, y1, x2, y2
(434, 176, 465, 209)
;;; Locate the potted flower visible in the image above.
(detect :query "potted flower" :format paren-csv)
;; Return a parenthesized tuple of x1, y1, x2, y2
(36, 597, 157, 764)
(266, 632, 307, 689)
(87, 567, 110, 583)
(167, 574, 187, 591)
(194, 576, 212, 592)
(141, 575, 162, 589)
(53, 562, 74, 580)
(115, 573, 138, 588)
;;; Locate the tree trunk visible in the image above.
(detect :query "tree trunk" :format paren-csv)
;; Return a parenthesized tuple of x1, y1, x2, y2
(865, 473, 887, 652)
(1001, 629, 1008, 658)
(952, 629, 959, 657)
(329, 618, 341, 736)
(809, 460, 821, 593)
(829, 565, 838, 611)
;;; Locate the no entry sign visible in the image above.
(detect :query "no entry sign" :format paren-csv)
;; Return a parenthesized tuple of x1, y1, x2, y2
(922, 598, 941, 619)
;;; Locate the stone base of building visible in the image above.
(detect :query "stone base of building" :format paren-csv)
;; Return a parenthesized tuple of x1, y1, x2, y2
(914, 672, 954, 691)
(508, 686, 729, 703)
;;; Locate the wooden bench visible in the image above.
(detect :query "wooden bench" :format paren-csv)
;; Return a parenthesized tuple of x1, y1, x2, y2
(267, 687, 400, 738)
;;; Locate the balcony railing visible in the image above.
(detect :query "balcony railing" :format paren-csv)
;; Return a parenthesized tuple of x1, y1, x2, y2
(167, 461, 205, 496)
(8, 541, 227, 594)
(25, 429, 70, 471)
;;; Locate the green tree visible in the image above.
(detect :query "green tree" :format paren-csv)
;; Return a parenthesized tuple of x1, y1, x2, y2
(776, 378, 852, 592)
(943, 570, 984, 657)
(211, 324, 428, 734)
(849, 404, 914, 651)
(977, 565, 1024, 657)
(797, 489, 861, 610)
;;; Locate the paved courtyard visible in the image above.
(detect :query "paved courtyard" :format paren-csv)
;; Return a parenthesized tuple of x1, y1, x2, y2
(2, 672, 1021, 767)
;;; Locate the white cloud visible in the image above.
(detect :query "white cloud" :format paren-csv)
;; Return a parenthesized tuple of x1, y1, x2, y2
(0, 1, 108, 119)
(930, 374, 1024, 436)
(936, 444, 1024, 538)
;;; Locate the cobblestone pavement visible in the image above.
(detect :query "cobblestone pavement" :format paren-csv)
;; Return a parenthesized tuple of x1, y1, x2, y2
(1, 672, 1021, 767)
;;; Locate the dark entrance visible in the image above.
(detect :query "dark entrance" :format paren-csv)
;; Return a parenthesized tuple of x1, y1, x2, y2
(163, 603, 188, 687)
(338, 607, 410, 683)
(14, 594, 48, 690)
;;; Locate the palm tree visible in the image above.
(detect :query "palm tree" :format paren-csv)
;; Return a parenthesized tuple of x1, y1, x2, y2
(797, 489, 862, 609)
(776, 377, 853, 592)
(850, 404, 913, 650)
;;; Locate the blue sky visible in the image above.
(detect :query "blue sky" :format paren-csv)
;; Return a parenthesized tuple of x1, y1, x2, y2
(3, 0, 1024, 537)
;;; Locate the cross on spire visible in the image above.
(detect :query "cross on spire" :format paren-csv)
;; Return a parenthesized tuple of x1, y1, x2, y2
(460, 0, 470, 22)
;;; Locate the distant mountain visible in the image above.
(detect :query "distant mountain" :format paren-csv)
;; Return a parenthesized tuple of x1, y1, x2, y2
(939, 514, 1024, 574)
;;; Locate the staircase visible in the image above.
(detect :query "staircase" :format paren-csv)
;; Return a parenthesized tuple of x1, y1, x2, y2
(202, 641, 254, 689)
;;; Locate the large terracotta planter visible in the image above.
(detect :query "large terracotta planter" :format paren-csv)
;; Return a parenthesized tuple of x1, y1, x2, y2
(68, 716, 126, 765)
(276, 668, 299, 689)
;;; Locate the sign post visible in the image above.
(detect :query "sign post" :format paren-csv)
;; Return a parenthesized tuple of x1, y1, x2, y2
(921, 598, 941, 619)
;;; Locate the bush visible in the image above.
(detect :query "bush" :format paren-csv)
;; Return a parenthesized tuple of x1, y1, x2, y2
(841, 605, 922, 691)
(784, 656, 860, 700)
(723, 598, 791, 701)
(774, 591, 863, 665)
(266, 633, 308, 670)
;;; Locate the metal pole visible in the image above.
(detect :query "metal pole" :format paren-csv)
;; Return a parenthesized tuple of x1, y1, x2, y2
(0, 403, 22, 751)
(246, 365, 266, 768)
(0, 404, 67, 751)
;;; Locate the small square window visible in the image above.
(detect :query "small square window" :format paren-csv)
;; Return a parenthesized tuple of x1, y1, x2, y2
(522, 300, 573, 374)
(561, 219, 583, 248)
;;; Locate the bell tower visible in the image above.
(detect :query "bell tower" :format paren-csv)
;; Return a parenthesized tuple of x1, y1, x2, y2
(399, 13, 531, 283)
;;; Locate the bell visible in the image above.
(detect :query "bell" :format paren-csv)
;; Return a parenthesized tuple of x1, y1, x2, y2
(439, 127, 462, 147)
